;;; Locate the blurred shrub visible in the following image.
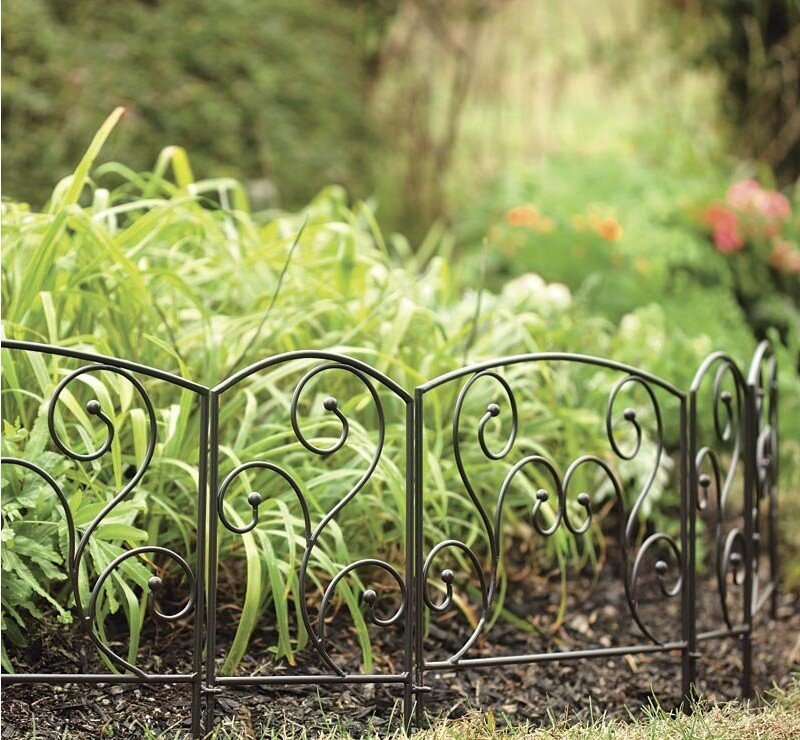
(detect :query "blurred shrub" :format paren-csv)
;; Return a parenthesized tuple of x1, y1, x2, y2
(1, 0, 397, 209)
(458, 141, 800, 520)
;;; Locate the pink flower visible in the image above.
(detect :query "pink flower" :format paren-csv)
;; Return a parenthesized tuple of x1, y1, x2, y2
(704, 204, 744, 253)
(726, 179, 762, 210)
(726, 179, 791, 222)
(761, 190, 791, 220)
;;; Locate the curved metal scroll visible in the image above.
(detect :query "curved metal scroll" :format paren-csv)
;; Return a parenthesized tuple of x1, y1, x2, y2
(747, 341, 779, 617)
(1, 342, 200, 678)
(212, 352, 412, 676)
(690, 352, 748, 630)
(418, 354, 686, 663)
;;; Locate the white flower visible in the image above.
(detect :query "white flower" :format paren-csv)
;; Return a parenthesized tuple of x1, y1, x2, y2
(544, 282, 572, 311)
(502, 273, 546, 303)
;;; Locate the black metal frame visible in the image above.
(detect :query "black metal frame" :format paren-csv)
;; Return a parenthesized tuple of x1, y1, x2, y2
(0, 338, 781, 737)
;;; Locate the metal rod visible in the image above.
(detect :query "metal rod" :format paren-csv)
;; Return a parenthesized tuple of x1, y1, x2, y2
(417, 352, 684, 397)
(423, 641, 687, 671)
(770, 361, 780, 619)
(216, 673, 408, 686)
(403, 400, 415, 731)
(753, 580, 777, 615)
(1, 674, 197, 685)
(741, 381, 756, 698)
(413, 389, 425, 724)
(191, 393, 210, 739)
(204, 391, 220, 736)
(681, 396, 697, 705)
(697, 625, 748, 641)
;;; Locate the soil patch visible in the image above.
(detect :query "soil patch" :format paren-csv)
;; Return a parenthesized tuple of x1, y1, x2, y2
(3, 566, 799, 739)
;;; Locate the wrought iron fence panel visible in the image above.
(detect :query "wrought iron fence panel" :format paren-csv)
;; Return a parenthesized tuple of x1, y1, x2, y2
(0, 338, 782, 737)
(0, 340, 209, 737)
(204, 352, 415, 735)
(411, 354, 692, 720)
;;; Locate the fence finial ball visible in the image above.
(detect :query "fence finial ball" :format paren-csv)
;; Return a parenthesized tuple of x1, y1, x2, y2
(362, 589, 377, 606)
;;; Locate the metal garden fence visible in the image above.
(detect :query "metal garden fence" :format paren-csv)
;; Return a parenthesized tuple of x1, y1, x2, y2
(0, 337, 781, 737)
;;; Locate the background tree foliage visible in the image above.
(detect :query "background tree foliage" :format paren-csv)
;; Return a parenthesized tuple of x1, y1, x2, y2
(1, 0, 397, 210)
(667, 0, 800, 185)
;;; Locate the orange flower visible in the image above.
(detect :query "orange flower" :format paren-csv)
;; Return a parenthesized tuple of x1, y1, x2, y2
(505, 205, 540, 228)
(537, 216, 554, 234)
(596, 217, 623, 242)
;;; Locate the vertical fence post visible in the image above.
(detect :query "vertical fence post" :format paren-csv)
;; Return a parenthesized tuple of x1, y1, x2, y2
(681, 396, 698, 706)
(403, 400, 415, 730)
(768, 363, 780, 620)
(741, 381, 756, 698)
(413, 389, 426, 724)
(204, 391, 221, 735)
(191, 393, 210, 738)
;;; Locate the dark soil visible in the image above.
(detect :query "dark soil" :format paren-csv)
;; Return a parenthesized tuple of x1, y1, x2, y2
(3, 563, 799, 739)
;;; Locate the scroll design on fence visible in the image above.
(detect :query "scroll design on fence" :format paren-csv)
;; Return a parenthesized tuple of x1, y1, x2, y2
(2, 363, 195, 677)
(215, 360, 408, 676)
(0, 338, 782, 739)
(690, 353, 747, 630)
(606, 375, 683, 645)
(423, 364, 683, 663)
(748, 341, 780, 616)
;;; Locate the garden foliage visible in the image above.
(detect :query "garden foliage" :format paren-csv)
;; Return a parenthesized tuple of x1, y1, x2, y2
(1, 117, 718, 672)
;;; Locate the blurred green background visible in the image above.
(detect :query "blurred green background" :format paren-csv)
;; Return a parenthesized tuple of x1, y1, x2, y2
(2, 0, 800, 674)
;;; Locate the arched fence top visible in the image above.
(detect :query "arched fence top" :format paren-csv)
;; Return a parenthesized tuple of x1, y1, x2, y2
(747, 339, 777, 386)
(4, 338, 777, 401)
(211, 349, 413, 402)
(0, 339, 209, 395)
(689, 350, 747, 395)
(415, 351, 685, 399)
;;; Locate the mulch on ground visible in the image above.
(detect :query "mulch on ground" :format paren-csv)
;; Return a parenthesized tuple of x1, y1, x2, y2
(3, 561, 799, 739)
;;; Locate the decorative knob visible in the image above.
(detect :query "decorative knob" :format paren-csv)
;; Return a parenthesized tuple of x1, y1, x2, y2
(362, 589, 377, 606)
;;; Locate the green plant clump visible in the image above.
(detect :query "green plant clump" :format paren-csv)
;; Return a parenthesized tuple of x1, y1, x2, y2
(0, 116, 779, 675)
